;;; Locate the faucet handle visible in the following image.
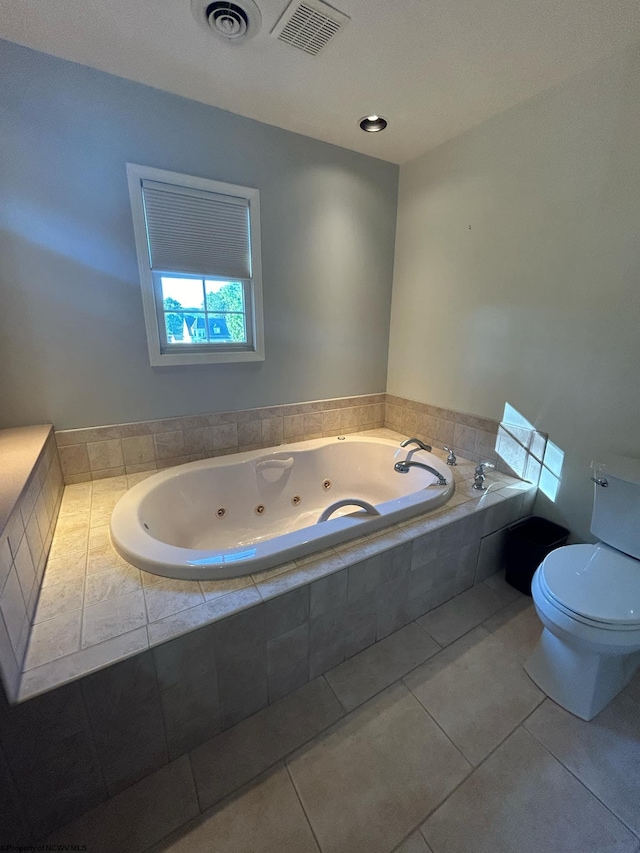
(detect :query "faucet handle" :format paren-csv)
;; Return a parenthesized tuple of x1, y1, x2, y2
(472, 461, 495, 490)
(443, 446, 457, 466)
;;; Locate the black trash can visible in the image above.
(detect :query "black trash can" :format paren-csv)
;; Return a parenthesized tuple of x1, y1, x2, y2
(505, 517, 570, 595)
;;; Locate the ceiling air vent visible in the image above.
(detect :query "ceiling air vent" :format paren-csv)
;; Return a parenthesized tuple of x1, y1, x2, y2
(271, 0, 350, 56)
(192, 0, 262, 43)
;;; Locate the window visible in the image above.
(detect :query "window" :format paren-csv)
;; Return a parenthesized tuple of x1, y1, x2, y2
(126, 164, 264, 365)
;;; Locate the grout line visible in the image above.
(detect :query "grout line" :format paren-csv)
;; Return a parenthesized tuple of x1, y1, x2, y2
(147, 648, 172, 782)
(389, 828, 433, 853)
(408, 617, 442, 647)
(320, 672, 348, 715)
(181, 678, 350, 824)
(388, 613, 546, 845)
(186, 748, 205, 814)
(393, 699, 548, 850)
(82, 581, 146, 611)
(78, 678, 111, 818)
(319, 624, 444, 716)
(30, 588, 85, 626)
(21, 624, 150, 687)
(523, 713, 640, 842)
(417, 593, 525, 649)
(284, 762, 324, 853)
(403, 681, 474, 767)
(139, 572, 152, 626)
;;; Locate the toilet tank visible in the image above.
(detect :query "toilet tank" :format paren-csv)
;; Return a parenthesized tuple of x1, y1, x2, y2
(591, 456, 640, 559)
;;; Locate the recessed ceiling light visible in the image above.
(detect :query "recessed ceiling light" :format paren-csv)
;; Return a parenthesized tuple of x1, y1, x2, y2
(359, 115, 388, 133)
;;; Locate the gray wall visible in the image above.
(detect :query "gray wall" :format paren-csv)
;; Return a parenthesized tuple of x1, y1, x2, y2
(387, 44, 640, 541)
(0, 40, 398, 430)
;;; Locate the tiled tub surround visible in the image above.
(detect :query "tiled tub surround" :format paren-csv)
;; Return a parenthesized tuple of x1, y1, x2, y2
(55, 391, 548, 491)
(19, 432, 534, 703)
(386, 394, 549, 480)
(0, 426, 63, 699)
(55, 394, 386, 484)
(0, 430, 535, 840)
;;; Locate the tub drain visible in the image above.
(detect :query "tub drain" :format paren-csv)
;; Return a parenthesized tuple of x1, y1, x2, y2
(323, 479, 332, 490)
(292, 495, 301, 506)
(255, 504, 266, 515)
(217, 508, 226, 518)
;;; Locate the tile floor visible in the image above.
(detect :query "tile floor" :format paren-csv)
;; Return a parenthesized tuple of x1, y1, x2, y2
(49, 574, 640, 853)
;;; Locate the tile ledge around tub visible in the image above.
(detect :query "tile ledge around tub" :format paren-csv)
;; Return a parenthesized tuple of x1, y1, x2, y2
(17, 625, 150, 702)
(0, 424, 53, 538)
(15, 431, 536, 702)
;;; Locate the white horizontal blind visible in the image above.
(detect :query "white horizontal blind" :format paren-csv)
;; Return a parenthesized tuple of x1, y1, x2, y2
(141, 180, 251, 279)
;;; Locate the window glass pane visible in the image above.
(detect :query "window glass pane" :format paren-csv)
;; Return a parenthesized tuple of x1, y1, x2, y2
(160, 276, 205, 310)
(164, 312, 185, 343)
(159, 276, 248, 347)
(167, 311, 208, 343)
(208, 313, 246, 343)
(205, 280, 245, 313)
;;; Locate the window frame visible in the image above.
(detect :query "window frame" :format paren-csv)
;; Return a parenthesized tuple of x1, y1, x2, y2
(126, 163, 265, 366)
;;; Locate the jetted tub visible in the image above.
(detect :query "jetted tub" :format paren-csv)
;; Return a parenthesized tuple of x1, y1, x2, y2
(110, 435, 453, 580)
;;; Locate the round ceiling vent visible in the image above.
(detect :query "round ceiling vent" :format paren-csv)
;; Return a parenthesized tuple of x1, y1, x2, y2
(192, 0, 262, 43)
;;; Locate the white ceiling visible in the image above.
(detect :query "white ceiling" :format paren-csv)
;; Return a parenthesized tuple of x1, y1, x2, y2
(1, 0, 640, 164)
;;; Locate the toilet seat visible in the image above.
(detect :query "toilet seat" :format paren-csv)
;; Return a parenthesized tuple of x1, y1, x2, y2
(535, 573, 640, 634)
(539, 543, 640, 628)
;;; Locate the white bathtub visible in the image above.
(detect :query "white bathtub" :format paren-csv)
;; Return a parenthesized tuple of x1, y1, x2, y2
(110, 435, 453, 580)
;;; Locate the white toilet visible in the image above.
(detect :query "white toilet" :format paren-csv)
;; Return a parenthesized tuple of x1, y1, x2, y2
(525, 457, 640, 721)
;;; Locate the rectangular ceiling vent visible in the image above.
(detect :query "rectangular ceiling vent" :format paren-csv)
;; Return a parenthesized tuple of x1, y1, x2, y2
(271, 0, 350, 56)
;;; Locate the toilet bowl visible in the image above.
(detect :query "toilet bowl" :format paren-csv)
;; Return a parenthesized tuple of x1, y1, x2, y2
(525, 456, 640, 720)
(526, 542, 640, 720)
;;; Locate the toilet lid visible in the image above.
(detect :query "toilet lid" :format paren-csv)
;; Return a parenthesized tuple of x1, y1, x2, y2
(540, 544, 640, 625)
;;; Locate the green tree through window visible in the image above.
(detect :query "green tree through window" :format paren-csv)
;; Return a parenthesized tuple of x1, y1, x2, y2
(164, 297, 184, 340)
(206, 282, 245, 342)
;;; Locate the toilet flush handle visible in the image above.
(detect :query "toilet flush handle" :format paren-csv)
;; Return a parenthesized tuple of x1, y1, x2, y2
(590, 462, 609, 488)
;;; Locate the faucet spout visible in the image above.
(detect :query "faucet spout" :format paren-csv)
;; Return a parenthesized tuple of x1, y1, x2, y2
(394, 459, 447, 486)
(400, 438, 432, 452)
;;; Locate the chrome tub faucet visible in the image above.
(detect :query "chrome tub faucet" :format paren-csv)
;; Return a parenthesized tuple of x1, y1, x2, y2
(400, 437, 432, 452)
(394, 459, 448, 486)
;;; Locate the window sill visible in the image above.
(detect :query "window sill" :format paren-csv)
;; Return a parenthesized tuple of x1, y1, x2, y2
(150, 348, 265, 366)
